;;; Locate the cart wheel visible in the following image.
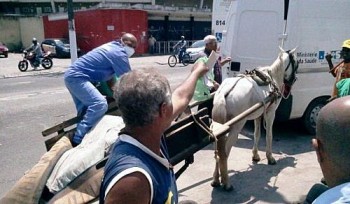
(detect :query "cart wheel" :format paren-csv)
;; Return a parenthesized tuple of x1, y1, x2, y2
(168, 55, 177, 67)
(182, 53, 191, 66)
(18, 60, 28, 72)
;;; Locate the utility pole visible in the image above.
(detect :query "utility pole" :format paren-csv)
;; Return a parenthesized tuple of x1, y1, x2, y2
(67, 0, 78, 63)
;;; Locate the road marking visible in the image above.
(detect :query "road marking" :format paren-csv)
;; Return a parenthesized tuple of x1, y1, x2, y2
(17, 81, 32, 85)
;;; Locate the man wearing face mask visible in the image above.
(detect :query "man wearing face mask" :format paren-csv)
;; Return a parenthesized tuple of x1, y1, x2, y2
(64, 33, 137, 146)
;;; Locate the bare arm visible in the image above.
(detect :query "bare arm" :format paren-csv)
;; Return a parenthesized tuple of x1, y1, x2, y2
(107, 76, 117, 90)
(171, 61, 209, 120)
(173, 41, 180, 49)
(220, 57, 231, 67)
(105, 172, 151, 204)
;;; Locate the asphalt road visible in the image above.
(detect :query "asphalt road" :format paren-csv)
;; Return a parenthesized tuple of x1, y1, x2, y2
(0, 54, 323, 203)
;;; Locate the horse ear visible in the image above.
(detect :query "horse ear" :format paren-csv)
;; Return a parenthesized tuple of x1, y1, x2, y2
(279, 46, 285, 53)
(290, 47, 297, 54)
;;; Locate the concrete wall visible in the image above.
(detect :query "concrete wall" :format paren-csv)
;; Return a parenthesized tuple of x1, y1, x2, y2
(0, 16, 21, 51)
(0, 16, 44, 51)
(19, 17, 44, 48)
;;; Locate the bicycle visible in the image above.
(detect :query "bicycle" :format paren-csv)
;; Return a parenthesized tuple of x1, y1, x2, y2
(168, 48, 190, 67)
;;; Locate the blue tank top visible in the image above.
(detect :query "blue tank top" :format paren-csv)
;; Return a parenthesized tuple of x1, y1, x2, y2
(100, 135, 178, 204)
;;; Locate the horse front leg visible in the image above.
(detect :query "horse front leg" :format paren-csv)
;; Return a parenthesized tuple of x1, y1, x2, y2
(265, 114, 276, 165)
(252, 117, 262, 162)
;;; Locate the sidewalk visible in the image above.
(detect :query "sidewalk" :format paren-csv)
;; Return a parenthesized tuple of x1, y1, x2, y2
(0, 53, 69, 79)
(0, 53, 170, 79)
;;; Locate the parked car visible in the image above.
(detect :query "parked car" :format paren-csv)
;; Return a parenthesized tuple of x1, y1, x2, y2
(41, 38, 81, 58)
(186, 40, 205, 63)
(0, 42, 9, 58)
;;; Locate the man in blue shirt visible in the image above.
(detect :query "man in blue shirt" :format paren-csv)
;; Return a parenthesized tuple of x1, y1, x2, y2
(64, 33, 137, 146)
(100, 62, 209, 204)
(307, 96, 350, 203)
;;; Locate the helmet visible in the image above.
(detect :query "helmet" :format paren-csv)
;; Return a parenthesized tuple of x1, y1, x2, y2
(342, 39, 350, 49)
(32, 38, 37, 44)
(181, 36, 185, 40)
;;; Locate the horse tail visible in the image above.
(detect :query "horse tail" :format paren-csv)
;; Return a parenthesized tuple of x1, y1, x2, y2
(212, 80, 233, 124)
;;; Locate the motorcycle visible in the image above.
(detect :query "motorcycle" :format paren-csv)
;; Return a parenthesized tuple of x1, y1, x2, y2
(18, 50, 53, 72)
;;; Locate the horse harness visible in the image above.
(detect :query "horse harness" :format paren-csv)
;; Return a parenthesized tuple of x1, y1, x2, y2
(223, 68, 281, 105)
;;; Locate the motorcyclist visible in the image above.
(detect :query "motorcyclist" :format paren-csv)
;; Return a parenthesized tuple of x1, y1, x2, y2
(26, 38, 43, 69)
(173, 36, 187, 62)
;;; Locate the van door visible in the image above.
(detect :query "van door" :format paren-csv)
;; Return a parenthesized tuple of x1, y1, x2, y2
(223, 0, 285, 76)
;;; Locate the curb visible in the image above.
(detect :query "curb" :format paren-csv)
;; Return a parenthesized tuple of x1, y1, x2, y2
(0, 70, 66, 79)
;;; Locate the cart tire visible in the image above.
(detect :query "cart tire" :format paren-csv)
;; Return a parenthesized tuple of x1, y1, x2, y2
(182, 53, 190, 66)
(168, 55, 177, 67)
(302, 97, 329, 135)
(18, 61, 28, 72)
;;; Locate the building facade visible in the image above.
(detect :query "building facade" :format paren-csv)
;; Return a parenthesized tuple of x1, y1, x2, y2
(0, 0, 213, 53)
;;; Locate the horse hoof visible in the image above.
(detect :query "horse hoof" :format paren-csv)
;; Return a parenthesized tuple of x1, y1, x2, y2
(268, 159, 277, 165)
(211, 181, 221, 188)
(252, 156, 261, 163)
(223, 185, 234, 192)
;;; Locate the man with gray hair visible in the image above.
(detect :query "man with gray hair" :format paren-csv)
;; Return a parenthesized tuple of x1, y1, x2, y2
(194, 35, 231, 116)
(100, 62, 209, 204)
(307, 96, 350, 203)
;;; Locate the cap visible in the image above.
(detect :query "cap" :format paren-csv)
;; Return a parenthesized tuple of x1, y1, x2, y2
(342, 39, 350, 49)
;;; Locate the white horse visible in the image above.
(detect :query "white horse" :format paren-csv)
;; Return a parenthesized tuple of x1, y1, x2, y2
(211, 48, 298, 191)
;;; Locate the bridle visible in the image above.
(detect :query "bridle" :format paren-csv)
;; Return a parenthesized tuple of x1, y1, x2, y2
(283, 50, 298, 87)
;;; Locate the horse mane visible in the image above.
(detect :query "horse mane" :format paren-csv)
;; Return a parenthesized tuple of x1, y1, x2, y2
(270, 53, 284, 73)
(256, 52, 284, 73)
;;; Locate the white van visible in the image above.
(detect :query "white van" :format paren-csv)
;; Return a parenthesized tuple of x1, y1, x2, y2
(214, 0, 349, 134)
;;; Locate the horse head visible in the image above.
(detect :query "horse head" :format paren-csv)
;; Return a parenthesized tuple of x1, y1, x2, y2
(279, 47, 299, 98)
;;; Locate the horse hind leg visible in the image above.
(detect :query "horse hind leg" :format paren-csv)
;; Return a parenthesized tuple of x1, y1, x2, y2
(252, 117, 262, 162)
(211, 135, 235, 190)
(265, 113, 276, 165)
(216, 124, 242, 192)
(211, 133, 235, 191)
(211, 136, 224, 188)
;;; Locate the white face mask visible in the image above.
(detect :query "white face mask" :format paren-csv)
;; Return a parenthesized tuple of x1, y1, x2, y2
(124, 46, 135, 57)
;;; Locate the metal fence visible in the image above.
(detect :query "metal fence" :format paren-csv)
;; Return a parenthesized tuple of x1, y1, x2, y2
(152, 40, 199, 55)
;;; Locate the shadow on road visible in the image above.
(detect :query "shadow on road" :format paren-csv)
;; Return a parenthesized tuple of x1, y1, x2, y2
(210, 156, 297, 204)
(202, 119, 314, 156)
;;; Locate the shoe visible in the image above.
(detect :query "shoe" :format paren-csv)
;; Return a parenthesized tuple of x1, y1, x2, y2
(71, 140, 79, 147)
(321, 177, 327, 186)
